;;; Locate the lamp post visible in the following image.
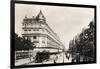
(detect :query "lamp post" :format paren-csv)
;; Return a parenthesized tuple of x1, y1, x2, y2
(63, 49, 64, 63)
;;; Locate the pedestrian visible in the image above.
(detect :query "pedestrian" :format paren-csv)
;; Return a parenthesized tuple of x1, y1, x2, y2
(54, 59, 56, 64)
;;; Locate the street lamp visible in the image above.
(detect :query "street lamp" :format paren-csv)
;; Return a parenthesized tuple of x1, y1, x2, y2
(63, 49, 64, 63)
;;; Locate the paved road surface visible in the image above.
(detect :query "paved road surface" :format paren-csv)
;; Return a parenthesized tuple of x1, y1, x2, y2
(15, 52, 72, 66)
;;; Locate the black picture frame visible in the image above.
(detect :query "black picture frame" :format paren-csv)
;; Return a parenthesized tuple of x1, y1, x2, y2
(10, 0, 96, 69)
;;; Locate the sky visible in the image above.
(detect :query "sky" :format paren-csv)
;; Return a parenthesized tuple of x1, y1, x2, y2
(15, 4, 94, 50)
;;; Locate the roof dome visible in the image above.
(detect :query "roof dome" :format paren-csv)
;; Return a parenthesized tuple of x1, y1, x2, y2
(36, 10, 46, 20)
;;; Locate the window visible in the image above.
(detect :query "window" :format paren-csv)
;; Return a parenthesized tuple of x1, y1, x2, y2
(24, 29, 27, 31)
(42, 29, 45, 32)
(28, 29, 31, 31)
(33, 36, 37, 39)
(37, 29, 39, 31)
(33, 29, 39, 31)
(33, 29, 35, 31)
(42, 40, 45, 43)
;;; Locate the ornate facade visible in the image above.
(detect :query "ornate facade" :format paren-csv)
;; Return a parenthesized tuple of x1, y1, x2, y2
(22, 10, 64, 54)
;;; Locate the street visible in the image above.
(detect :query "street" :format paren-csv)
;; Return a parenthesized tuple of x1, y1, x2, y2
(15, 52, 72, 66)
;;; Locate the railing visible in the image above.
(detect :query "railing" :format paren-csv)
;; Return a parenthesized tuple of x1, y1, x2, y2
(15, 50, 32, 60)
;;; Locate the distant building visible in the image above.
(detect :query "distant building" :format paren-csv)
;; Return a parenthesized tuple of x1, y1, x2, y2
(22, 10, 64, 55)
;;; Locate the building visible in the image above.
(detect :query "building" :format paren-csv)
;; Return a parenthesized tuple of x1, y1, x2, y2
(22, 10, 64, 56)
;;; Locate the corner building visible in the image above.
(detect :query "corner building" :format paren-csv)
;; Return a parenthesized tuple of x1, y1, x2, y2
(22, 10, 64, 56)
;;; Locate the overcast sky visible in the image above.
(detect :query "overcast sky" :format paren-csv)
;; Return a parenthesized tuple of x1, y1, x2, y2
(15, 4, 94, 50)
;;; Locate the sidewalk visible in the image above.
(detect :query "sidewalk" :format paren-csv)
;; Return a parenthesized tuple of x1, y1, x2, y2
(56, 52, 72, 63)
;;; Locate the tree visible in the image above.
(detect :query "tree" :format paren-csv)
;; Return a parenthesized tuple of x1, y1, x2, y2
(35, 50, 50, 63)
(15, 33, 34, 51)
(68, 20, 95, 62)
